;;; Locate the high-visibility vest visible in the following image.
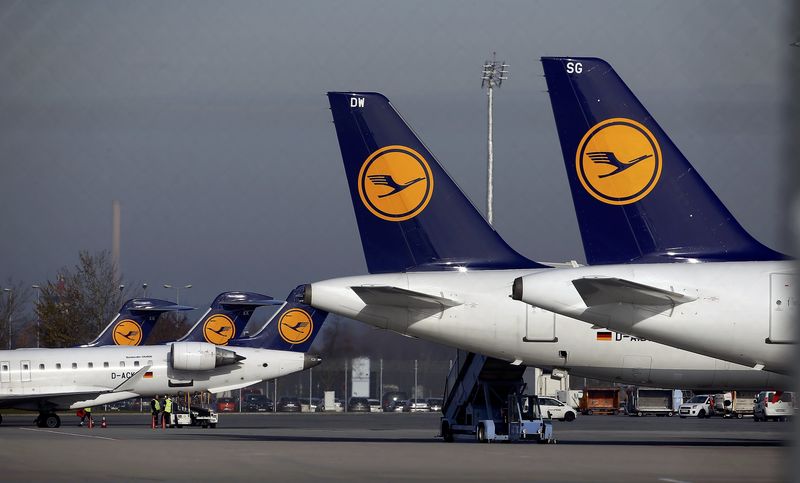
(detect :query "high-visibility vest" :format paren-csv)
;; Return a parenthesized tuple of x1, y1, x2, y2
(165, 398, 173, 413)
(153, 399, 161, 411)
(85, 407, 92, 414)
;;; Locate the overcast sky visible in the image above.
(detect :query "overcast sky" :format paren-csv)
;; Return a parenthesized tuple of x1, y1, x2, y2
(0, 0, 795, 312)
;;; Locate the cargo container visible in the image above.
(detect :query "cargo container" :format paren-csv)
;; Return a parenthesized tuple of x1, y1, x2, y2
(578, 387, 620, 415)
(625, 387, 675, 417)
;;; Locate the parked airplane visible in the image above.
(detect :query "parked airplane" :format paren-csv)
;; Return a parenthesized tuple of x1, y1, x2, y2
(84, 298, 193, 347)
(302, 91, 790, 394)
(512, 57, 794, 375)
(0, 293, 326, 428)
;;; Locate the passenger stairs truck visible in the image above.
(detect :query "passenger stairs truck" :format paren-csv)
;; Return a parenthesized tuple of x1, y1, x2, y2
(440, 351, 555, 444)
(625, 388, 675, 417)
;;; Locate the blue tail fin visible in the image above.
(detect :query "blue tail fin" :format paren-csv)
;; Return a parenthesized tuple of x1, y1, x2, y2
(85, 298, 193, 347)
(178, 291, 282, 345)
(541, 57, 786, 264)
(232, 286, 328, 352)
(327, 92, 545, 273)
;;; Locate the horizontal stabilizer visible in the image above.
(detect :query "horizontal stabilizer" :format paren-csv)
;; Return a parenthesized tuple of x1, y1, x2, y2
(572, 277, 696, 307)
(351, 286, 461, 309)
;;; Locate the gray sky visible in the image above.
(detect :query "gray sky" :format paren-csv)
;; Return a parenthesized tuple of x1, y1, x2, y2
(0, 0, 794, 311)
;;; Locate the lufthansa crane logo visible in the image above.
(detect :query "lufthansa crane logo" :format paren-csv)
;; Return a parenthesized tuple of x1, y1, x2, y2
(575, 118, 662, 205)
(203, 314, 236, 345)
(113, 319, 143, 346)
(278, 308, 313, 345)
(358, 145, 434, 222)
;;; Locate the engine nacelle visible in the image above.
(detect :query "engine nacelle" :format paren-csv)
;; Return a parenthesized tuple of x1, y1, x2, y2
(170, 342, 245, 371)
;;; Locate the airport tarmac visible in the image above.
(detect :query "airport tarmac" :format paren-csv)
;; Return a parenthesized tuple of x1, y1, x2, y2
(0, 411, 790, 482)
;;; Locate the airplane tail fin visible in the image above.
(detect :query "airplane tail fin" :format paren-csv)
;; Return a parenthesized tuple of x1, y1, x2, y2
(327, 92, 545, 273)
(85, 298, 193, 347)
(232, 285, 328, 353)
(541, 56, 786, 264)
(178, 291, 282, 345)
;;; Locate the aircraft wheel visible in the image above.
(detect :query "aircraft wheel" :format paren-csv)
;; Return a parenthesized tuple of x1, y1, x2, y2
(45, 414, 60, 428)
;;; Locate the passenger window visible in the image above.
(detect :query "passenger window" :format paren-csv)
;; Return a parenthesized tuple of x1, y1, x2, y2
(103, 362, 109, 368)
(119, 361, 125, 367)
(134, 361, 140, 367)
(22, 363, 29, 371)
(39, 364, 44, 370)
(1, 364, 8, 372)
(88, 362, 93, 369)
(56, 363, 61, 369)
(72, 363, 77, 369)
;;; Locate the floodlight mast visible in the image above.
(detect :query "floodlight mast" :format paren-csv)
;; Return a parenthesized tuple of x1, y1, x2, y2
(481, 52, 509, 226)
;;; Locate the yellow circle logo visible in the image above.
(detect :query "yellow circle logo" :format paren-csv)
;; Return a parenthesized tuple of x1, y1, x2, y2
(203, 314, 236, 345)
(358, 145, 434, 222)
(112, 319, 142, 346)
(278, 308, 313, 344)
(575, 118, 662, 205)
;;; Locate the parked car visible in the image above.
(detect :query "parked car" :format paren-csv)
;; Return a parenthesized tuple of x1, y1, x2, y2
(316, 398, 344, 412)
(348, 397, 370, 412)
(277, 397, 301, 412)
(538, 396, 578, 422)
(393, 399, 408, 412)
(404, 399, 429, 412)
(426, 398, 443, 412)
(754, 391, 794, 422)
(679, 395, 713, 418)
(242, 394, 273, 412)
(216, 397, 237, 412)
(368, 399, 382, 412)
(382, 391, 408, 412)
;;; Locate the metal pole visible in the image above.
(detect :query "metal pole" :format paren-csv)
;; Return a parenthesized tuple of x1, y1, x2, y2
(414, 359, 418, 402)
(273, 378, 277, 413)
(486, 84, 494, 226)
(379, 358, 383, 402)
(344, 359, 348, 412)
(309, 367, 312, 412)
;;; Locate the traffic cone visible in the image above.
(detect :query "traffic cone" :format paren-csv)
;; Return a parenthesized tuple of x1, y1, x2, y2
(100, 417, 107, 428)
(88, 417, 94, 429)
(151, 415, 156, 429)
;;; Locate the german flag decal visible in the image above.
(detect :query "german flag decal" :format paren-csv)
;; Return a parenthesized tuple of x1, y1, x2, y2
(143, 372, 154, 379)
(596, 331, 613, 341)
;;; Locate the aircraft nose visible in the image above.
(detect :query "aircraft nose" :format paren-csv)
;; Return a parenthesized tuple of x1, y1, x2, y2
(303, 354, 323, 370)
(511, 277, 524, 301)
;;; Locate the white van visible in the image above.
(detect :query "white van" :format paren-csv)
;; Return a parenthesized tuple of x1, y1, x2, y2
(754, 391, 794, 422)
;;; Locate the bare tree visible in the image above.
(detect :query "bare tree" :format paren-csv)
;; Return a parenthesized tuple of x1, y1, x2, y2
(36, 251, 128, 347)
(146, 311, 191, 344)
(0, 278, 31, 349)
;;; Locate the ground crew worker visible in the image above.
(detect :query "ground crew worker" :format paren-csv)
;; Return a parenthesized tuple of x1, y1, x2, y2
(150, 395, 161, 428)
(84, 406, 92, 427)
(163, 395, 173, 428)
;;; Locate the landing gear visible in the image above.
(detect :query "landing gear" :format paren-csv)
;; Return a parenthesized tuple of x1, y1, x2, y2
(35, 412, 61, 428)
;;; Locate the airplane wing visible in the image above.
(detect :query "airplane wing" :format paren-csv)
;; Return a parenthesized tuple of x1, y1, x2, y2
(572, 277, 697, 307)
(351, 286, 461, 309)
(111, 365, 152, 393)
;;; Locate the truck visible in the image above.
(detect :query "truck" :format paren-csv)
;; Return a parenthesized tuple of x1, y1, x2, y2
(171, 404, 219, 428)
(625, 388, 675, 417)
(441, 387, 555, 443)
(579, 387, 620, 415)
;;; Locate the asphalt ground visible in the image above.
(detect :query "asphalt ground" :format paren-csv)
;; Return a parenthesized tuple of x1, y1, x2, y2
(0, 411, 791, 482)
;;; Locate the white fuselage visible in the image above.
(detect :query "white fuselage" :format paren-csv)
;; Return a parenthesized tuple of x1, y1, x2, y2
(309, 270, 790, 390)
(517, 261, 795, 375)
(0, 344, 307, 411)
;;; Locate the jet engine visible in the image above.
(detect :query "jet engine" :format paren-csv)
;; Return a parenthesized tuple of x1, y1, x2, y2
(170, 342, 245, 371)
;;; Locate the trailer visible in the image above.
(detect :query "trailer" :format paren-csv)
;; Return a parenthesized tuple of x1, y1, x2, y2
(579, 387, 620, 415)
(625, 388, 675, 417)
(171, 405, 219, 428)
(719, 391, 757, 418)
